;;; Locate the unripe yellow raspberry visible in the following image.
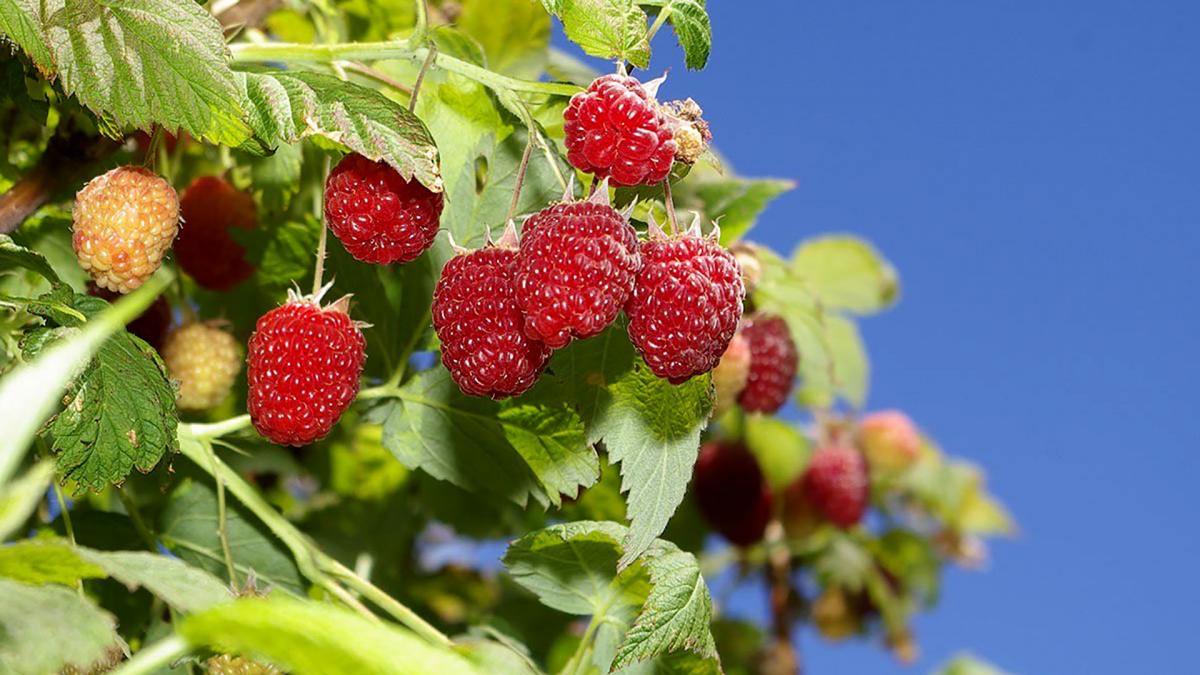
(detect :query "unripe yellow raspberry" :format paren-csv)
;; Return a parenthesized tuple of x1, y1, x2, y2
(73, 166, 179, 293)
(162, 322, 242, 410)
(711, 332, 750, 416)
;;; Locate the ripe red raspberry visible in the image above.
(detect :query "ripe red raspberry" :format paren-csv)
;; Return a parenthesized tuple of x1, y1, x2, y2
(175, 176, 256, 291)
(247, 291, 366, 446)
(711, 332, 751, 416)
(73, 166, 179, 293)
(513, 194, 640, 348)
(162, 322, 243, 411)
(625, 224, 744, 384)
(738, 314, 798, 413)
(802, 445, 870, 528)
(324, 153, 444, 264)
(433, 233, 553, 398)
(563, 74, 676, 186)
(693, 441, 772, 546)
(86, 283, 172, 351)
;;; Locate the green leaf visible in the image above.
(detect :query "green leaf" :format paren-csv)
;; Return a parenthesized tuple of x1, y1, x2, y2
(180, 595, 481, 675)
(21, 0, 249, 145)
(796, 314, 869, 409)
(599, 366, 712, 568)
(640, 0, 712, 69)
(159, 474, 305, 596)
(32, 318, 178, 492)
(743, 416, 810, 490)
(376, 367, 597, 507)
(610, 543, 717, 670)
(503, 522, 718, 672)
(680, 177, 794, 245)
(458, 0, 552, 79)
(0, 540, 105, 585)
(550, 327, 712, 567)
(0, 578, 123, 675)
(234, 215, 322, 291)
(0, 0, 52, 72)
(79, 549, 233, 613)
(503, 520, 643, 615)
(792, 235, 899, 315)
(546, 0, 651, 69)
(0, 539, 233, 612)
(0, 461, 52, 540)
(237, 69, 442, 191)
(0, 234, 59, 285)
(0, 271, 173, 489)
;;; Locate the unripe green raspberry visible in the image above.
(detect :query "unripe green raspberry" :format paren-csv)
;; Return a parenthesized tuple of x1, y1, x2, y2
(205, 654, 282, 675)
(163, 322, 242, 410)
(72, 166, 179, 293)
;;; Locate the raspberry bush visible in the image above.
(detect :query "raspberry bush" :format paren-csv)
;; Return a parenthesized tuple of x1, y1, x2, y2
(0, 3, 1012, 675)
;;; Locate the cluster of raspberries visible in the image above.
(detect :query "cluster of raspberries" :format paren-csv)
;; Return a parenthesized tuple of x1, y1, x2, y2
(432, 187, 745, 399)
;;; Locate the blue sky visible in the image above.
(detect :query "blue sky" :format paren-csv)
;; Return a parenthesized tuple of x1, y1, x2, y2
(553, 1, 1200, 672)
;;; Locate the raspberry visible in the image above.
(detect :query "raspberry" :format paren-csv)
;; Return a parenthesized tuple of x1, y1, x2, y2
(802, 445, 869, 528)
(73, 166, 179, 293)
(433, 233, 552, 398)
(324, 153, 444, 264)
(86, 283, 171, 351)
(693, 441, 772, 546)
(175, 176, 256, 291)
(738, 314, 798, 413)
(625, 224, 744, 384)
(247, 291, 366, 446)
(162, 322, 243, 411)
(563, 74, 676, 186)
(513, 194, 640, 348)
(858, 410, 921, 473)
(205, 654, 282, 675)
(710, 332, 750, 416)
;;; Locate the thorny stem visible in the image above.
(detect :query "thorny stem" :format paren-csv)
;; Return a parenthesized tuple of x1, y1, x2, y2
(408, 42, 438, 112)
(229, 42, 582, 97)
(311, 157, 331, 296)
(339, 61, 413, 94)
(507, 138, 535, 221)
(201, 439, 238, 586)
(662, 179, 679, 235)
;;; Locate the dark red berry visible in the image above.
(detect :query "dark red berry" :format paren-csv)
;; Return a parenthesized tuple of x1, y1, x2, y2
(738, 314, 798, 413)
(693, 441, 772, 546)
(433, 244, 552, 398)
(323, 153, 443, 264)
(247, 293, 366, 446)
(87, 283, 171, 351)
(513, 200, 640, 348)
(563, 74, 676, 186)
(175, 176, 256, 291)
(802, 445, 870, 528)
(625, 231, 744, 384)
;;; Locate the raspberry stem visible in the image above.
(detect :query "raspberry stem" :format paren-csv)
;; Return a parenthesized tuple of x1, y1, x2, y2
(312, 157, 331, 295)
(408, 41, 438, 112)
(506, 138, 534, 222)
(662, 179, 679, 235)
(230, 42, 582, 97)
